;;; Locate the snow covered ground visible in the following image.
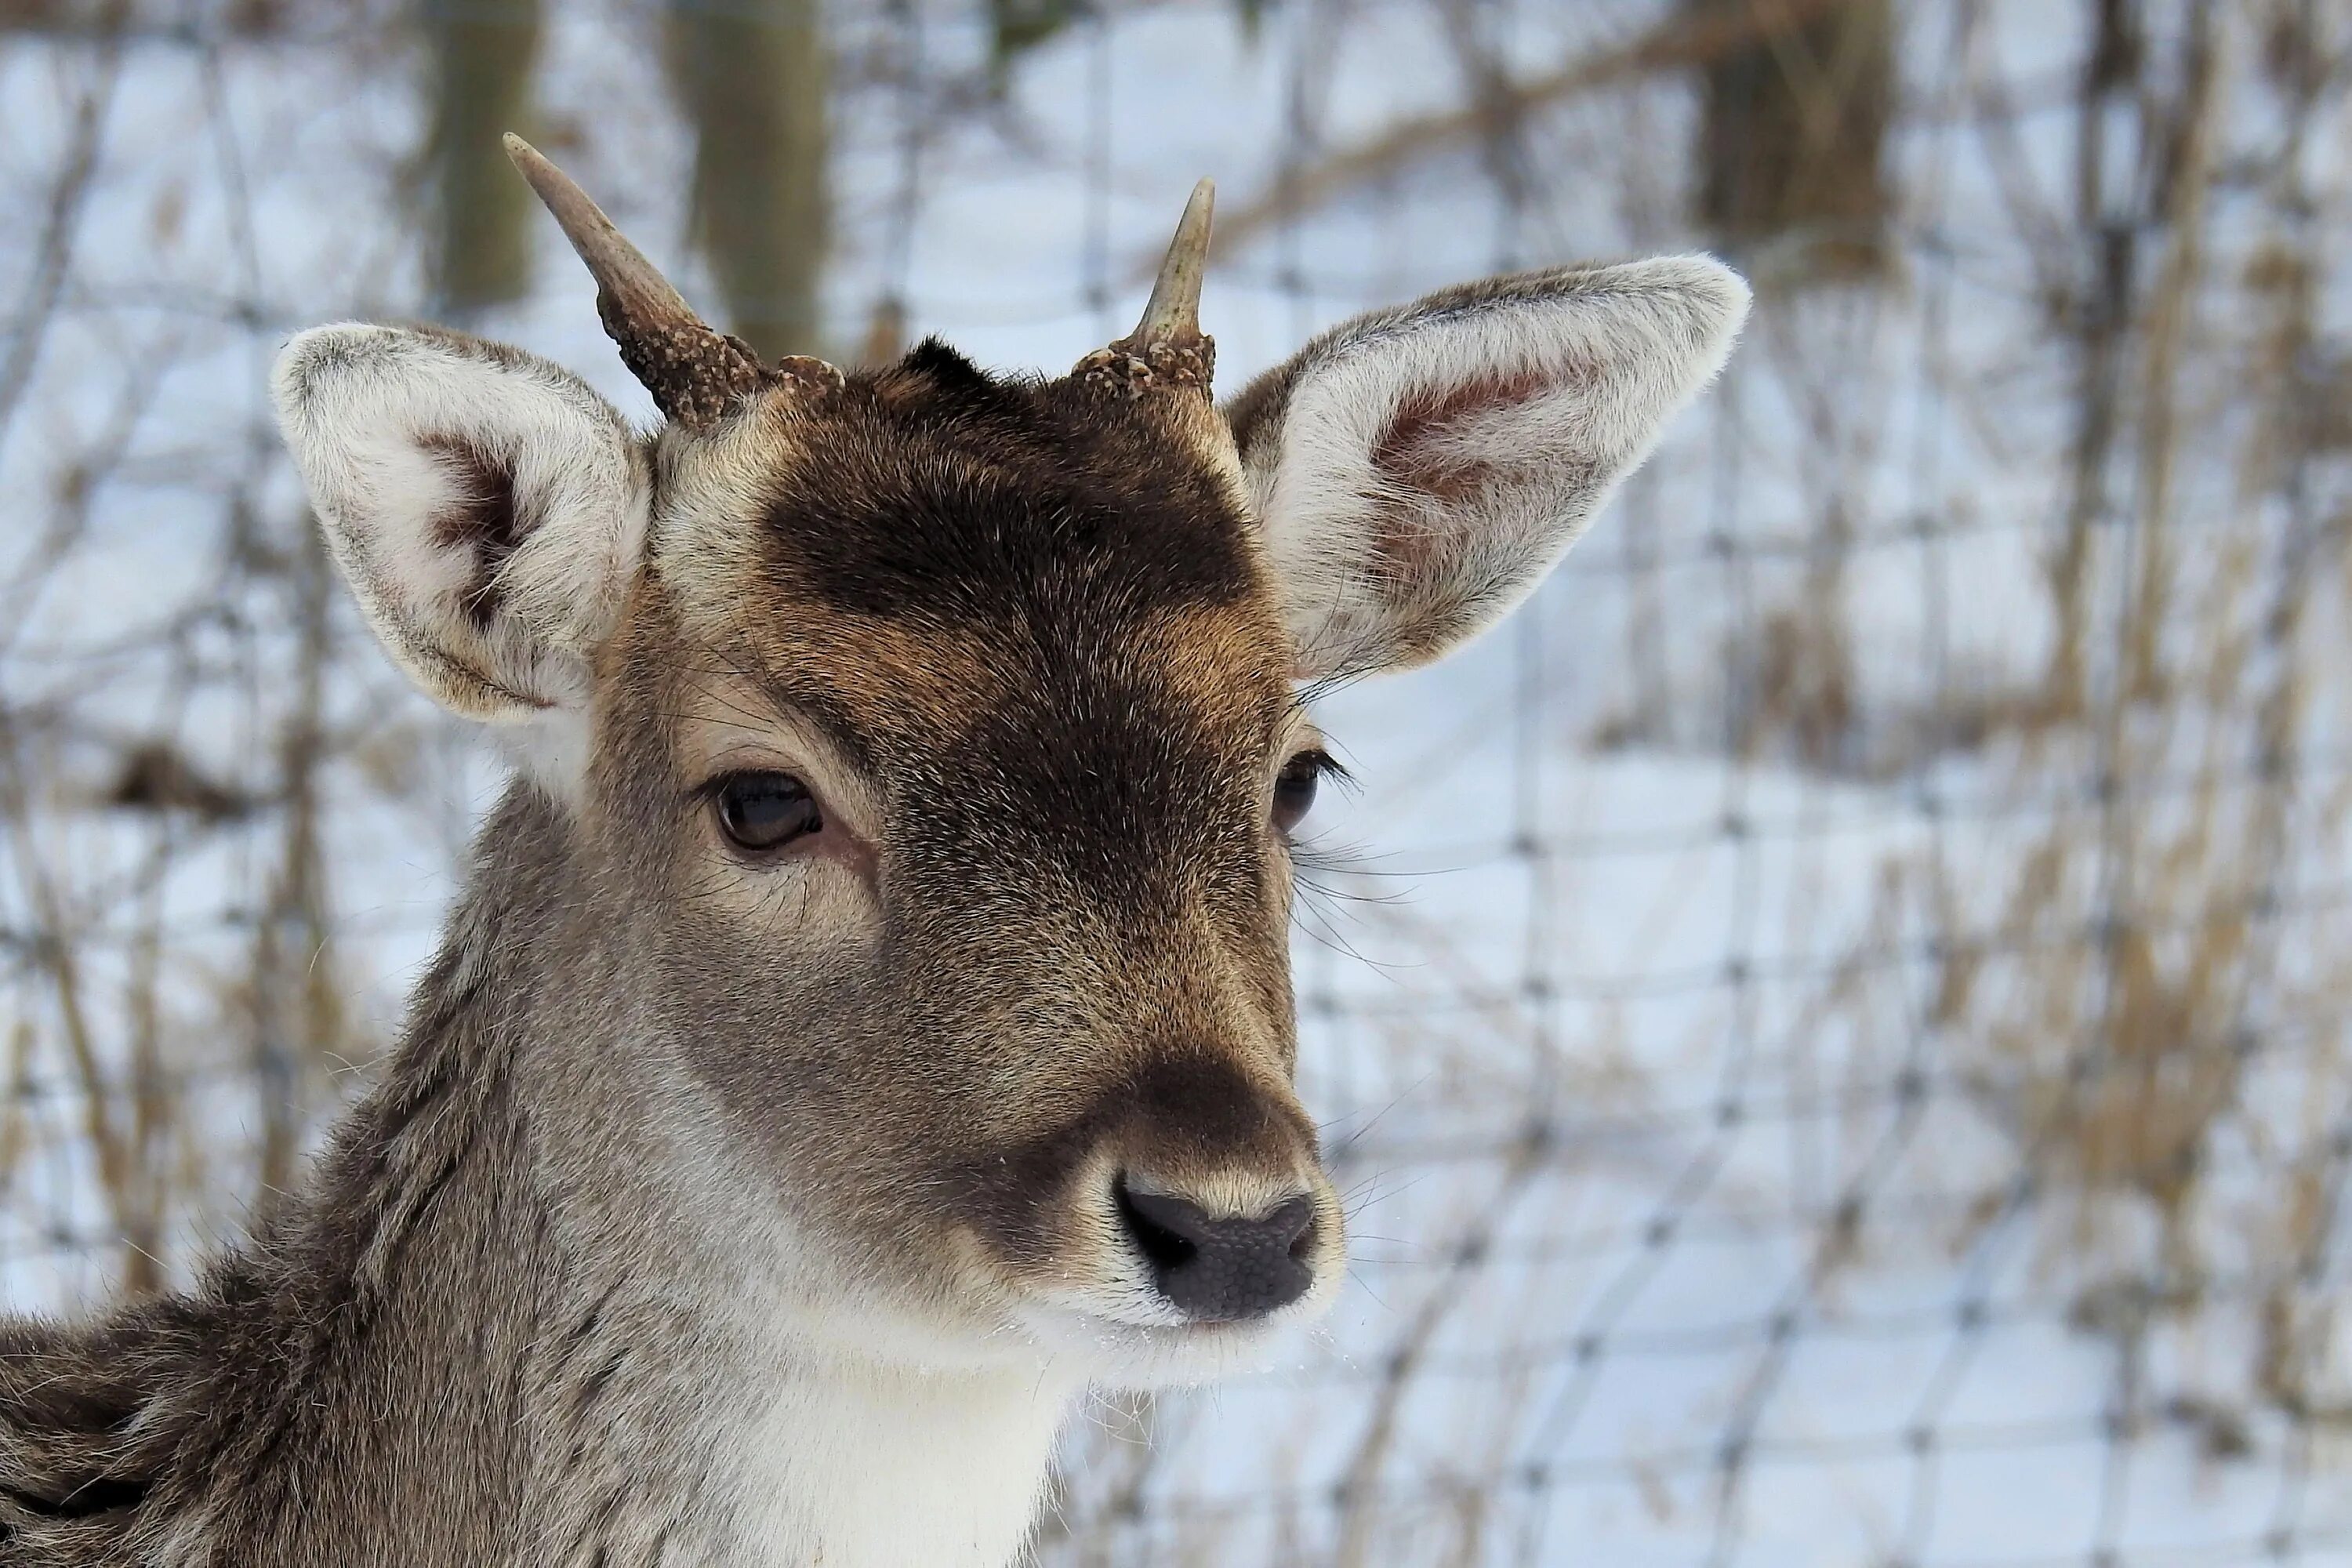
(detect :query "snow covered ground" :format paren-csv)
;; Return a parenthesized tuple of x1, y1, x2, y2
(5, 0, 2351, 1562)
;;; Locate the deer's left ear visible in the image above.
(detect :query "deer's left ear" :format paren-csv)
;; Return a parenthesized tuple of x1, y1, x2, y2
(1227, 257, 1748, 680)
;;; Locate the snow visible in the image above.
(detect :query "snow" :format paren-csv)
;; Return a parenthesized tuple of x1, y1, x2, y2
(5, 0, 2352, 1563)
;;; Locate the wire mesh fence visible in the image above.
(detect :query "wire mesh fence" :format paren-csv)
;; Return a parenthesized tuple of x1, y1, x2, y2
(5, 0, 2352, 1563)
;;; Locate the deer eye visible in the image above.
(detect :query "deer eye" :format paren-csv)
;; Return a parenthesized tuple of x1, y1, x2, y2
(1272, 750, 1333, 837)
(713, 772, 822, 855)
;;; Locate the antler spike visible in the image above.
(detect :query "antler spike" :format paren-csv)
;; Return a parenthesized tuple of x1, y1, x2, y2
(1130, 178, 1214, 348)
(1073, 180, 1218, 399)
(504, 134, 826, 426)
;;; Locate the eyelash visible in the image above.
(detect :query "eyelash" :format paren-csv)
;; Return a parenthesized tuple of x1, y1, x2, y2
(1274, 747, 1348, 837)
(1298, 749, 1346, 782)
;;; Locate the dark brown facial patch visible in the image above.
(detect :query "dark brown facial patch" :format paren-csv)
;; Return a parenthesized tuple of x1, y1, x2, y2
(762, 342, 1258, 623)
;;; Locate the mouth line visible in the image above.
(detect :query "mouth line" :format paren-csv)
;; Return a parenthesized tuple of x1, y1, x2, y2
(1025, 1292, 1304, 1342)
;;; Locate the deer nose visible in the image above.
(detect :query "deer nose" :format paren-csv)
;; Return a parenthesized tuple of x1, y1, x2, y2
(1115, 1178, 1317, 1322)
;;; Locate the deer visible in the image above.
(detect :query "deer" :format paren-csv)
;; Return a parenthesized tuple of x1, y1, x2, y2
(0, 136, 1745, 1568)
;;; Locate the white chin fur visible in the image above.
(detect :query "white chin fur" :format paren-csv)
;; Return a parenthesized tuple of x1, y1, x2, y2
(1011, 1282, 1338, 1389)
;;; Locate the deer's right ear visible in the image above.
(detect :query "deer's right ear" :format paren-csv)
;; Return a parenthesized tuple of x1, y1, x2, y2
(271, 325, 651, 724)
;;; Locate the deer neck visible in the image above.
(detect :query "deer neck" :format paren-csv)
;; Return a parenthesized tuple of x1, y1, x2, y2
(506, 1261, 1073, 1568)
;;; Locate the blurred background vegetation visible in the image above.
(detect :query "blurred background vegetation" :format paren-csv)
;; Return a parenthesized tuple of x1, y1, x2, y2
(5, 0, 2352, 1561)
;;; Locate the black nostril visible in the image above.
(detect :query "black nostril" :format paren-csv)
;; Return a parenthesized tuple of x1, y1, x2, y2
(1115, 1178, 1317, 1323)
(1116, 1186, 1198, 1273)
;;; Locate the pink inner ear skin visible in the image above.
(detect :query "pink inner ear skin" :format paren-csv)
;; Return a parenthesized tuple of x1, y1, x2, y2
(1368, 367, 1553, 504)
(1348, 361, 1624, 673)
(1363, 367, 1555, 594)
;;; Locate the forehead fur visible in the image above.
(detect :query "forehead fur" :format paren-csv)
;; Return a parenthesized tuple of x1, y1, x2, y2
(711, 341, 1258, 617)
(641, 339, 1297, 793)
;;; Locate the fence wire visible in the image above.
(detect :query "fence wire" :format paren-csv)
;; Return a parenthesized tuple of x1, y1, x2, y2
(4, 1, 2352, 1564)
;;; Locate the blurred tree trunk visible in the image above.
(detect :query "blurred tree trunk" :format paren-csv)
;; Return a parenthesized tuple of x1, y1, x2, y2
(423, 0, 543, 315)
(1688, 0, 1893, 282)
(665, 0, 830, 360)
(2045, 0, 2141, 720)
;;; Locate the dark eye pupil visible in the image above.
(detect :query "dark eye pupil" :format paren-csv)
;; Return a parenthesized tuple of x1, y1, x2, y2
(1273, 753, 1323, 834)
(717, 773, 821, 851)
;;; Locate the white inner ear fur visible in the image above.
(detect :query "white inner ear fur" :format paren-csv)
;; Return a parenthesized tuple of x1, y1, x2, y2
(272, 324, 652, 793)
(1243, 256, 1750, 678)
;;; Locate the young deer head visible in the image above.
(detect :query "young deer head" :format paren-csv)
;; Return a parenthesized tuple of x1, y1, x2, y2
(272, 136, 1743, 1448)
